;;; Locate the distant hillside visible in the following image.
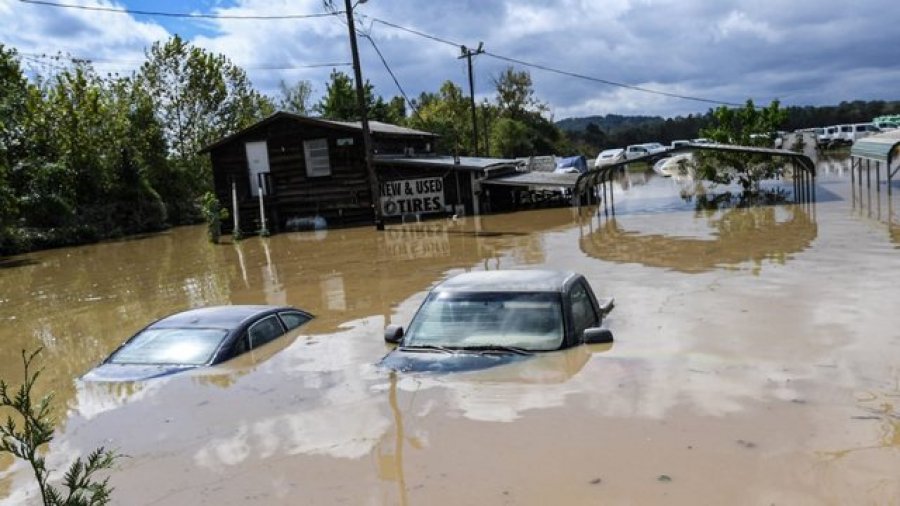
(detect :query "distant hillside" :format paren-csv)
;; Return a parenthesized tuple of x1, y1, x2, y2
(558, 100, 900, 152)
(556, 114, 665, 133)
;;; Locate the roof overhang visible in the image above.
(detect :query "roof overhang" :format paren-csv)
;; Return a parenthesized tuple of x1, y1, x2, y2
(200, 112, 438, 153)
(481, 171, 581, 189)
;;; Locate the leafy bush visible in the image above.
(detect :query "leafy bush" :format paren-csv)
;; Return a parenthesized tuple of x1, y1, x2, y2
(0, 349, 120, 506)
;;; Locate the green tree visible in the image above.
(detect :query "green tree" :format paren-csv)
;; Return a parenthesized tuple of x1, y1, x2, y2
(314, 69, 402, 124)
(490, 117, 532, 158)
(491, 67, 564, 156)
(697, 99, 789, 193)
(407, 81, 472, 154)
(493, 67, 547, 120)
(315, 69, 360, 120)
(138, 35, 271, 222)
(0, 45, 28, 252)
(277, 79, 314, 114)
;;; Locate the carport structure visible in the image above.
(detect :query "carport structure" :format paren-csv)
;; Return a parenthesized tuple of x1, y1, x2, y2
(575, 143, 819, 210)
(849, 130, 900, 195)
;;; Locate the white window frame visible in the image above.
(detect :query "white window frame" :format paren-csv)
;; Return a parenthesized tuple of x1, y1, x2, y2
(304, 138, 331, 177)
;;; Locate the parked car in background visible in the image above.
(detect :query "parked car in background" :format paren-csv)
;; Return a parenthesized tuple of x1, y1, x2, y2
(670, 140, 691, 149)
(624, 143, 667, 161)
(83, 305, 314, 381)
(380, 270, 614, 373)
(595, 148, 626, 167)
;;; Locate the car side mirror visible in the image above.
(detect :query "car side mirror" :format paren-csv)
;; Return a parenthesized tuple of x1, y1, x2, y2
(583, 327, 613, 344)
(384, 324, 404, 344)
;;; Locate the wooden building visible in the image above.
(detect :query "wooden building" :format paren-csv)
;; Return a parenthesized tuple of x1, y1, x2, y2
(202, 112, 521, 233)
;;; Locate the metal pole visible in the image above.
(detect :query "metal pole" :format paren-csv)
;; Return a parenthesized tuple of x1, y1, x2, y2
(344, 0, 384, 230)
(459, 43, 484, 156)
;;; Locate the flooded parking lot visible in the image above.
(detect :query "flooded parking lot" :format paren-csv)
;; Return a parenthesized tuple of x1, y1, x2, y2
(2, 156, 900, 504)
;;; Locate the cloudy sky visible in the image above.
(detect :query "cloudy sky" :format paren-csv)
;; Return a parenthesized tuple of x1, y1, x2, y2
(3, 0, 899, 119)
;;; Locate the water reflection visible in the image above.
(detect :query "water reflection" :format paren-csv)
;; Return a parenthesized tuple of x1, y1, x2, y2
(580, 204, 817, 273)
(0, 206, 585, 426)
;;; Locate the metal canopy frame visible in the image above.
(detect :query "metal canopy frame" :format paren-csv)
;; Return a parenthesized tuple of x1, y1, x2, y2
(849, 130, 900, 198)
(576, 143, 816, 194)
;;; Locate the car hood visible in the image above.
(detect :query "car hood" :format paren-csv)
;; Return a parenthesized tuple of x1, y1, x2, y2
(81, 363, 198, 382)
(379, 349, 532, 373)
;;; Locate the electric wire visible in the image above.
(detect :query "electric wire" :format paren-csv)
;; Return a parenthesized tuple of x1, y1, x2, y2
(18, 52, 351, 71)
(366, 16, 744, 107)
(20, 0, 744, 107)
(360, 33, 422, 121)
(18, 0, 341, 19)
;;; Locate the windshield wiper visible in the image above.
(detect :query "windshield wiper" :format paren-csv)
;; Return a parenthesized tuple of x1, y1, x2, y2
(459, 345, 533, 356)
(398, 344, 456, 354)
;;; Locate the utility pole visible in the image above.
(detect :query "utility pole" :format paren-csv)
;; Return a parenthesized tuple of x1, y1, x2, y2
(343, 0, 384, 230)
(459, 42, 484, 157)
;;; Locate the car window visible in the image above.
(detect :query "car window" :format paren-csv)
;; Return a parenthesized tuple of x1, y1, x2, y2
(109, 328, 228, 365)
(404, 292, 565, 351)
(279, 311, 311, 331)
(570, 282, 598, 343)
(248, 315, 285, 348)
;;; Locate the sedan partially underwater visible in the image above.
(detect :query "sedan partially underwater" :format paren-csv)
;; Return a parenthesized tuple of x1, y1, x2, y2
(83, 305, 313, 381)
(380, 270, 614, 373)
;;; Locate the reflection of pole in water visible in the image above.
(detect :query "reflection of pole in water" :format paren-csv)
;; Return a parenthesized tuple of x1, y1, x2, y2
(233, 242, 249, 287)
(377, 372, 408, 506)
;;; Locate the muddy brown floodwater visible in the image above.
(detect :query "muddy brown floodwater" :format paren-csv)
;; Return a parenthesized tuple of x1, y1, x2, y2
(1, 155, 899, 504)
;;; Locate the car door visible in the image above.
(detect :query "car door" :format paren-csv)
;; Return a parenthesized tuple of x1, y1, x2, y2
(568, 281, 599, 347)
(278, 310, 312, 331)
(247, 314, 287, 349)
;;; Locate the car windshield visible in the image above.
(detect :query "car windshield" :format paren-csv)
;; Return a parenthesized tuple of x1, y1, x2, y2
(108, 327, 229, 366)
(403, 291, 564, 351)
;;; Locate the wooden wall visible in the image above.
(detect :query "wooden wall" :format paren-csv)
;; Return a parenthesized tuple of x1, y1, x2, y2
(209, 116, 436, 232)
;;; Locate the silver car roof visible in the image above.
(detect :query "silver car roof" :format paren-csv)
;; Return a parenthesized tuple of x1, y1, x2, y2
(434, 270, 579, 293)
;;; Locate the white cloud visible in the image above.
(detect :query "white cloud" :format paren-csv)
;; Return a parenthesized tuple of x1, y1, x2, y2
(716, 10, 783, 43)
(3, 0, 899, 117)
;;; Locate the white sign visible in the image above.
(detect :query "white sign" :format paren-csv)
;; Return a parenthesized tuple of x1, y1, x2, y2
(380, 177, 445, 217)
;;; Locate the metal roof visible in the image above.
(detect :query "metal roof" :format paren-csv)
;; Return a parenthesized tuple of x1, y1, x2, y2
(322, 119, 437, 137)
(375, 155, 521, 172)
(200, 111, 437, 153)
(435, 270, 578, 293)
(850, 130, 900, 164)
(482, 171, 581, 188)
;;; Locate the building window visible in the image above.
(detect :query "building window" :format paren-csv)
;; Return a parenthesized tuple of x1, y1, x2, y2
(304, 138, 331, 177)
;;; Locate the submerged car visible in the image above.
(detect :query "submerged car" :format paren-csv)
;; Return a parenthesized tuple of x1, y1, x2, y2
(83, 305, 313, 381)
(380, 270, 614, 373)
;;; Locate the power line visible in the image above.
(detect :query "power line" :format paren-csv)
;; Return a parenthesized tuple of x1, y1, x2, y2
(360, 33, 421, 120)
(332, 11, 421, 120)
(482, 51, 743, 107)
(18, 52, 351, 71)
(19, 0, 341, 19)
(367, 16, 744, 108)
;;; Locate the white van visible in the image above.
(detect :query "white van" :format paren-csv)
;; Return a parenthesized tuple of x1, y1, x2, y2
(849, 123, 880, 142)
(836, 124, 854, 144)
(818, 126, 839, 146)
